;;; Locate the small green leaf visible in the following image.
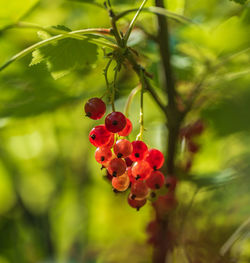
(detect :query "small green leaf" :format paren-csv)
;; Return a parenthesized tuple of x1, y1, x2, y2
(30, 38, 98, 79)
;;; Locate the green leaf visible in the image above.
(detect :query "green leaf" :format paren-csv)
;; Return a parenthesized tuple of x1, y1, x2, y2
(30, 38, 98, 79)
(0, 63, 94, 118)
(229, 0, 247, 4)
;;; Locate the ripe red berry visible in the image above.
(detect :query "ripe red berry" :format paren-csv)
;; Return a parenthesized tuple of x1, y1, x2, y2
(89, 125, 113, 147)
(146, 171, 165, 190)
(187, 140, 199, 153)
(131, 160, 152, 180)
(114, 139, 133, 158)
(84, 98, 106, 120)
(105, 135, 114, 148)
(127, 167, 136, 183)
(128, 195, 147, 211)
(146, 149, 165, 170)
(130, 141, 148, 161)
(105, 112, 127, 133)
(107, 158, 127, 177)
(190, 120, 204, 136)
(95, 146, 112, 164)
(112, 172, 130, 191)
(165, 176, 177, 191)
(125, 157, 133, 167)
(130, 180, 149, 199)
(118, 118, 133, 136)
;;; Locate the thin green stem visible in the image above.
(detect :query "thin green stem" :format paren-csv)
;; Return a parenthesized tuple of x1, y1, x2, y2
(126, 50, 167, 114)
(0, 29, 117, 72)
(123, 0, 148, 45)
(107, 6, 124, 47)
(115, 6, 196, 25)
(112, 64, 120, 112)
(124, 85, 141, 117)
(136, 69, 146, 140)
(12, 22, 113, 36)
(104, 58, 113, 110)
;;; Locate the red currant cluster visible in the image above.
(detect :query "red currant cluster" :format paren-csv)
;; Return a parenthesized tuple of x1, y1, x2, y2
(179, 120, 205, 172)
(85, 97, 166, 210)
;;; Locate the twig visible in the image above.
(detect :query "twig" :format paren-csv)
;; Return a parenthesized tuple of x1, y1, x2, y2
(123, 0, 148, 45)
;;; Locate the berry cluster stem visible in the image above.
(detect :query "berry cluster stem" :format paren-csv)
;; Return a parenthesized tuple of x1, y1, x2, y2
(112, 64, 120, 112)
(124, 85, 141, 117)
(104, 58, 116, 111)
(136, 69, 146, 140)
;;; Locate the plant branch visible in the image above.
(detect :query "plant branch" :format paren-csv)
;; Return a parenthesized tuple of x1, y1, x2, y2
(152, 2, 182, 263)
(155, 0, 176, 108)
(107, 6, 124, 47)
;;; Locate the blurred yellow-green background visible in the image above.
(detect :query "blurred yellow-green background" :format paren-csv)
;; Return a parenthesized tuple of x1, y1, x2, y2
(0, 0, 250, 262)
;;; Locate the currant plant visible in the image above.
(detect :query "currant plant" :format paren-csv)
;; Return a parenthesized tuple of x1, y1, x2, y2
(1, 0, 249, 262)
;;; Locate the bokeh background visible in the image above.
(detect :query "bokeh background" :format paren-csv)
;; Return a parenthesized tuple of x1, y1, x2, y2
(0, 0, 250, 262)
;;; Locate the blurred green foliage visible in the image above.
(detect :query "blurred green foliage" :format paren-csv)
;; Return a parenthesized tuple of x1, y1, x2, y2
(0, 0, 250, 262)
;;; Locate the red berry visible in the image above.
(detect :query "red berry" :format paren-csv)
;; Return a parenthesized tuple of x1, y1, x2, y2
(106, 135, 114, 148)
(127, 167, 136, 183)
(95, 146, 112, 164)
(131, 160, 152, 180)
(165, 176, 177, 191)
(131, 180, 149, 199)
(118, 118, 133, 136)
(146, 149, 165, 170)
(105, 112, 127, 133)
(187, 140, 199, 153)
(89, 125, 113, 147)
(101, 154, 115, 168)
(112, 172, 130, 191)
(130, 141, 148, 161)
(125, 157, 133, 167)
(84, 98, 106, 120)
(128, 195, 147, 210)
(114, 139, 133, 158)
(146, 171, 165, 190)
(190, 120, 204, 136)
(107, 158, 127, 177)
